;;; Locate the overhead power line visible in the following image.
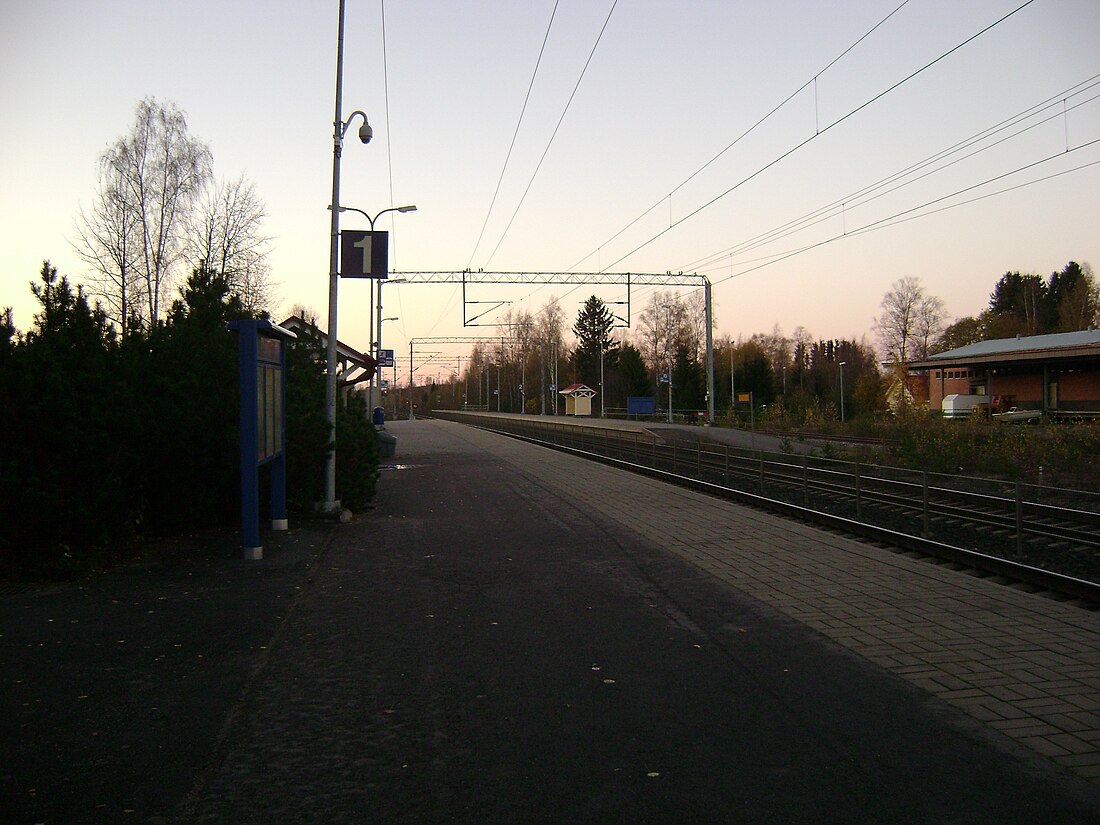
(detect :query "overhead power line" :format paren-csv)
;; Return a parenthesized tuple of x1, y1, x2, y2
(563, 0, 914, 273)
(466, 0, 561, 269)
(703, 138, 1100, 289)
(607, 79, 1100, 314)
(681, 76, 1100, 273)
(599, 0, 1038, 274)
(481, 0, 619, 269)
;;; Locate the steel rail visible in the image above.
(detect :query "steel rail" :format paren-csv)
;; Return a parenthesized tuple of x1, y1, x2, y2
(682, 444, 1100, 548)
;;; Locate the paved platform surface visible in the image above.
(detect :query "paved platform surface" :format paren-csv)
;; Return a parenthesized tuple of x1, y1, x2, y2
(2, 418, 1099, 823)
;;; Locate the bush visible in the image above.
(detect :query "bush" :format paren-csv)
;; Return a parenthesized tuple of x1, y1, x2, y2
(284, 330, 330, 512)
(0, 263, 134, 576)
(336, 392, 380, 511)
(282, 329, 380, 513)
(882, 413, 1100, 489)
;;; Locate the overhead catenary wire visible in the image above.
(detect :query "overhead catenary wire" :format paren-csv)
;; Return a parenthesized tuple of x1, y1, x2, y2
(680, 77, 1100, 274)
(700, 138, 1100, 289)
(626, 81, 1098, 316)
(633, 137, 1100, 319)
(465, 0, 561, 270)
(539, 0, 920, 315)
(380, 0, 412, 348)
(427, 0, 1074, 356)
(498, 0, 921, 316)
(598, 0, 1038, 274)
(481, 0, 619, 269)
(563, 0, 914, 274)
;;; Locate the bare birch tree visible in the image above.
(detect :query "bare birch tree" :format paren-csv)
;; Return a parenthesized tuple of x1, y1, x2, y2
(636, 291, 691, 375)
(913, 291, 947, 360)
(186, 175, 274, 313)
(874, 276, 945, 363)
(534, 297, 567, 411)
(72, 162, 142, 328)
(682, 289, 710, 362)
(78, 98, 212, 327)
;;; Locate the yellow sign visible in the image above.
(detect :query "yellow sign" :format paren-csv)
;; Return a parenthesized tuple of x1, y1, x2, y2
(737, 393, 751, 402)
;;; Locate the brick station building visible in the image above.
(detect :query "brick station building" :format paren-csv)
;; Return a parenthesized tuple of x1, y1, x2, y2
(906, 329, 1100, 417)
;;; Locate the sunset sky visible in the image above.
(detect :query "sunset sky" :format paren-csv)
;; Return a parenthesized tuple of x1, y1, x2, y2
(2, 0, 1098, 381)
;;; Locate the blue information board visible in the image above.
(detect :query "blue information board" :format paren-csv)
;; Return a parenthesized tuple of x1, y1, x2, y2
(229, 319, 296, 559)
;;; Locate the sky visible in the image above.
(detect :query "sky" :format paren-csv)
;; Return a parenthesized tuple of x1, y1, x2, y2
(2, 0, 1099, 382)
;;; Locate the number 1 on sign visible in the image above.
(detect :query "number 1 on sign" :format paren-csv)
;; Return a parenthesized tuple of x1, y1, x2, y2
(353, 234, 373, 275)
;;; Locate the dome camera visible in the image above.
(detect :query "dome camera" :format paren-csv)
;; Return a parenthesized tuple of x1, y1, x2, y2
(358, 121, 373, 144)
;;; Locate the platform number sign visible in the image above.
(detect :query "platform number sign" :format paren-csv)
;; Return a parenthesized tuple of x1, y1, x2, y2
(340, 229, 389, 279)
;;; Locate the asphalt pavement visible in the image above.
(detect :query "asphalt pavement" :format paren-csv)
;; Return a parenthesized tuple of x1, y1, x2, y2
(2, 418, 1099, 823)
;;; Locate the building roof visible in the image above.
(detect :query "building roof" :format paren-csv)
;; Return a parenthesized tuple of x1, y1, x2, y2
(908, 329, 1100, 369)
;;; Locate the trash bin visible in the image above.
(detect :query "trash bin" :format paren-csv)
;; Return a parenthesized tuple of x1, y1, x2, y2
(377, 430, 397, 459)
(372, 406, 386, 426)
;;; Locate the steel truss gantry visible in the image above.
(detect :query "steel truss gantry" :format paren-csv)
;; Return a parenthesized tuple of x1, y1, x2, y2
(395, 271, 715, 424)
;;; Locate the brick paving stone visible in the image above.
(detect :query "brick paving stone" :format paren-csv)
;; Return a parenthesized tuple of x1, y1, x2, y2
(967, 703, 1016, 723)
(990, 719, 1063, 737)
(1067, 711, 1100, 728)
(1067, 764, 1100, 781)
(939, 688, 990, 701)
(1019, 737, 1074, 757)
(1047, 733, 1098, 755)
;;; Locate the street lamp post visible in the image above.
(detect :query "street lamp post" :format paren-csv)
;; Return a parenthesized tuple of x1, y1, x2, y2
(324, 0, 375, 512)
(378, 314, 398, 408)
(599, 346, 605, 418)
(839, 361, 848, 423)
(376, 276, 407, 405)
(666, 306, 674, 424)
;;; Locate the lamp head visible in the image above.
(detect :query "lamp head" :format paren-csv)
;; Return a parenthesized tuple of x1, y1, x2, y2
(358, 120, 373, 144)
(398, 205, 417, 213)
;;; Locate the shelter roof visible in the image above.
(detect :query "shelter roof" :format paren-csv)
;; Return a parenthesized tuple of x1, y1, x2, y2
(280, 315, 377, 384)
(559, 383, 597, 397)
(280, 315, 372, 367)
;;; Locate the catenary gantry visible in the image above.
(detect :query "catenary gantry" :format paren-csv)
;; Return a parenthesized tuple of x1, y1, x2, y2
(395, 270, 715, 423)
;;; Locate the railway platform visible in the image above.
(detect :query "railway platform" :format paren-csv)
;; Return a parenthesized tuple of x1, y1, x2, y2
(3, 417, 1099, 823)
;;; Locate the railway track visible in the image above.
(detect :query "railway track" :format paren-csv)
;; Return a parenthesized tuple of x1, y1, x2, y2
(430, 411, 1100, 607)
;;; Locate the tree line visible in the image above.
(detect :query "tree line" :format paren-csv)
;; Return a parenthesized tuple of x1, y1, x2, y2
(421, 290, 884, 423)
(874, 262, 1099, 363)
(936, 262, 1099, 352)
(422, 261, 1098, 424)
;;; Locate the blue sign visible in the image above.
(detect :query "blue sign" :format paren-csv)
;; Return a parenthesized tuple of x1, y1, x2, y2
(378, 348, 395, 367)
(340, 229, 389, 279)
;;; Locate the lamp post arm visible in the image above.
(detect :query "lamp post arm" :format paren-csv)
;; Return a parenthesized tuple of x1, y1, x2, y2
(340, 205, 374, 228)
(340, 110, 370, 140)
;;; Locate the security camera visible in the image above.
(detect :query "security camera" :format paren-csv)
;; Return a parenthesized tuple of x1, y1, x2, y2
(358, 121, 373, 144)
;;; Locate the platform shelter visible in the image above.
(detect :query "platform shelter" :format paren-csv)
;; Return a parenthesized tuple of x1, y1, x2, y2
(559, 383, 597, 416)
